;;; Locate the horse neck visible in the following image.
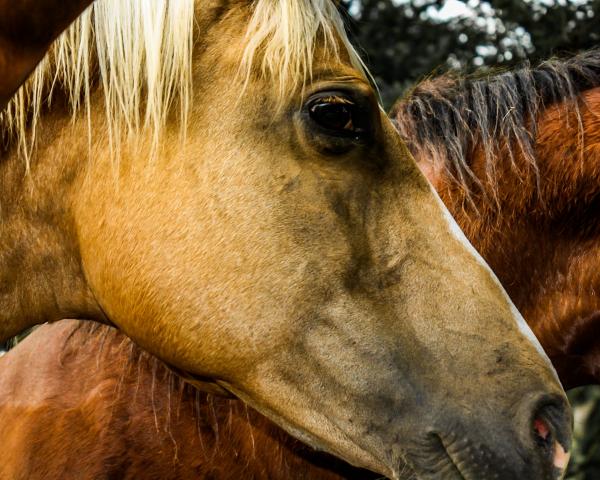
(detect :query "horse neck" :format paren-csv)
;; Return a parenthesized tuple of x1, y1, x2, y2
(0, 108, 103, 342)
(0, 0, 95, 110)
(430, 86, 600, 387)
(1, 320, 371, 480)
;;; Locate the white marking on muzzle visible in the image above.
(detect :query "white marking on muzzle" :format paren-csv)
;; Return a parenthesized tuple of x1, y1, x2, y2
(553, 441, 570, 472)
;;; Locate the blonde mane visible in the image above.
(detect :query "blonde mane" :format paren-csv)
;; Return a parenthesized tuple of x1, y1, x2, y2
(0, 0, 367, 161)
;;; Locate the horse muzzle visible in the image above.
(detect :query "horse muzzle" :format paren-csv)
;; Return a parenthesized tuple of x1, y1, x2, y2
(401, 392, 572, 480)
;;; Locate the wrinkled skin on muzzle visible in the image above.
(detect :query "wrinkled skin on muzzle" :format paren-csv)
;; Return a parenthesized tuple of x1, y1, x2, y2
(1, 2, 571, 479)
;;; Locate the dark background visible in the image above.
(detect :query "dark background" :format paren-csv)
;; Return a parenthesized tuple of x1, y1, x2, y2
(337, 1, 599, 477)
(340, 0, 599, 107)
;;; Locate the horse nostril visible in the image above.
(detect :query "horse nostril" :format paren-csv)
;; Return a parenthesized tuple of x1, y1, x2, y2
(530, 398, 572, 472)
(533, 416, 553, 446)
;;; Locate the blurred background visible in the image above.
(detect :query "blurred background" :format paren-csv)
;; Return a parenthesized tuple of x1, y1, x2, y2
(337, 0, 600, 477)
(339, 0, 599, 107)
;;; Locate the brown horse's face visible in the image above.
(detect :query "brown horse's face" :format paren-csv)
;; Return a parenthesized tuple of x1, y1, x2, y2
(73, 3, 570, 478)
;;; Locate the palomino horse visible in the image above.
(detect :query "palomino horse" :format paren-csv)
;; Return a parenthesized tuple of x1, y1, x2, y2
(0, 0, 94, 109)
(3, 50, 597, 480)
(0, 0, 570, 477)
(4, 51, 597, 479)
(0, 52, 600, 479)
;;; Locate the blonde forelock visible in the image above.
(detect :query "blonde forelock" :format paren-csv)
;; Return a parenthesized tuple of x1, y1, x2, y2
(0, 0, 369, 161)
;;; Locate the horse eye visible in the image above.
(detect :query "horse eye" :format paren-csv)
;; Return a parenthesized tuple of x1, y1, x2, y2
(308, 95, 364, 138)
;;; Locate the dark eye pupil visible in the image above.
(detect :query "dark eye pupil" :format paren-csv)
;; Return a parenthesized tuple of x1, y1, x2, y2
(309, 102, 353, 131)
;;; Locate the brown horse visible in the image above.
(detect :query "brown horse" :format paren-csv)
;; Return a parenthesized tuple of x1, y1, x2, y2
(0, 0, 94, 109)
(0, 321, 374, 480)
(391, 49, 600, 389)
(0, 0, 570, 477)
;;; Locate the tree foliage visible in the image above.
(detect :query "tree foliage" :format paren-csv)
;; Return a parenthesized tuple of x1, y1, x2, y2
(567, 387, 600, 479)
(340, 0, 600, 106)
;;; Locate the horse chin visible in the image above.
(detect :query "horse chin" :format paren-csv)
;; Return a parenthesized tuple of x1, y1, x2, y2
(212, 380, 399, 478)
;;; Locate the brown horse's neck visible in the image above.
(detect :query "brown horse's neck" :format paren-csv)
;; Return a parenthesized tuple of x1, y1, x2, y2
(0, 113, 104, 342)
(429, 87, 600, 388)
(0, 0, 95, 109)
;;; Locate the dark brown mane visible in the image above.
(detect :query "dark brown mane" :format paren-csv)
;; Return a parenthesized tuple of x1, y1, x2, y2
(390, 49, 600, 201)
